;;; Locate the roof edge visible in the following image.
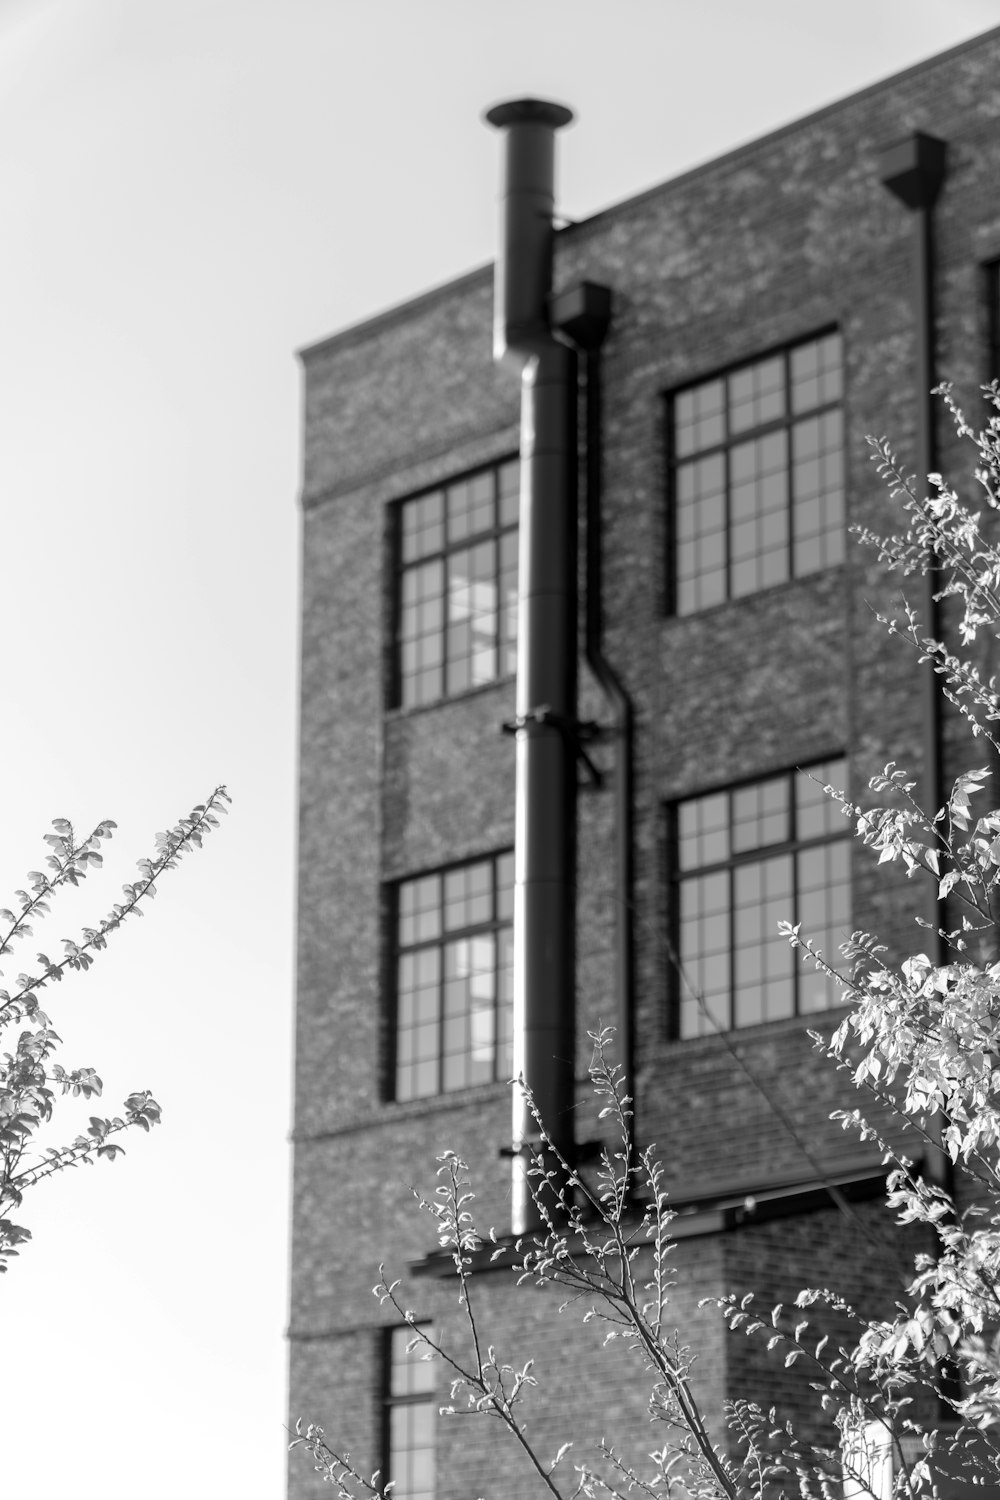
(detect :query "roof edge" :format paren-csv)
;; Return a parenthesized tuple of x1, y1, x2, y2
(298, 259, 493, 364)
(564, 23, 1000, 240)
(298, 23, 1000, 361)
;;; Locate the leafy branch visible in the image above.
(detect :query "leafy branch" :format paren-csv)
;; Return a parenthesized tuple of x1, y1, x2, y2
(0, 787, 229, 1269)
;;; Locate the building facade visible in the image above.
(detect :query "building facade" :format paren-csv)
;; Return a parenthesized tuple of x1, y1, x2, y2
(288, 30, 1000, 1500)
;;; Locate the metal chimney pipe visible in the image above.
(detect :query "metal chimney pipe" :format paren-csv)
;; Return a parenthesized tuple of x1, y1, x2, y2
(485, 98, 577, 1234)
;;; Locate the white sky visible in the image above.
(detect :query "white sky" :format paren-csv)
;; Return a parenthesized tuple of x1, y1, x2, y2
(1, 3, 997, 1496)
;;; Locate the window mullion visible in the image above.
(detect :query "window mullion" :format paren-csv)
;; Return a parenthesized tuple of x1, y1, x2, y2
(785, 348, 794, 578)
(723, 443, 732, 604)
(442, 551, 451, 700)
(436, 931, 445, 1095)
(724, 372, 731, 605)
(726, 783, 734, 1031)
(791, 846, 801, 1018)
(727, 860, 735, 1031)
(492, 865, 500, 1082)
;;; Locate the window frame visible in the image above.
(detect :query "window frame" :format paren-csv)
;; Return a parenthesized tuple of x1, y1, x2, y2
(665, 329, 845, 617)
(667, 758, 851, 1040)
(390, 456, 519, 711)
(382, 1324, 436, 1500)
(389, 850, 515, 1102)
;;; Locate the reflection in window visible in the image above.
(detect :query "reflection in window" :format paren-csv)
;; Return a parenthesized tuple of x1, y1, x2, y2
(396, 460, 518, 708)
(670, 333, 844, 614)
(385, 1325, 436, 1500)
(394, 853, 514, 1100)
(672, 759, 850, 1038)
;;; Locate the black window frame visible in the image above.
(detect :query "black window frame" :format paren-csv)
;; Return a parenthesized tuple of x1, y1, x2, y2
(665, 329, 845, 617)
(382, 1324, 436, 1500)
(668, 757, 851, 1040)
(390, 456, 519, 711)
(389, 850, 514, 1102)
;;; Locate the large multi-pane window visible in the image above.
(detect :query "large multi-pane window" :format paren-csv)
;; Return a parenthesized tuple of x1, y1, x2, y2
(672, 758, 850, 1039)
(670, 332, 844, 615)
(395, 459, 519, 708)
(393, 852, 514, 1101)
(384, 1325, 436, 1500)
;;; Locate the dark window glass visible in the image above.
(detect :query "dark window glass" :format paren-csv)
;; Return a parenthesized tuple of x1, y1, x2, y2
(673, 759, 850, 1038)
(385, 1325, 436, 1500)
(394, 852, 514, 1100)
(670, 333, 844, 614)
(396, 459, 518, 708)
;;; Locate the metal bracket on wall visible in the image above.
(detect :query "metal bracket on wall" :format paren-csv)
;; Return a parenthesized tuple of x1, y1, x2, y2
(501, 704, 604, 787)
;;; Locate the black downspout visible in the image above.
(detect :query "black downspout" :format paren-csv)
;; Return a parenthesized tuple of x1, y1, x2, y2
(550, 282, 635, 1110)
(585, 346, 636, 1107)
(880, 142, 956, 1412)
(879, 132, 947, 975)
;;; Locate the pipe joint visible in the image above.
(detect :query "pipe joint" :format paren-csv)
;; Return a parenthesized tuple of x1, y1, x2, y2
(485, 98, 574, 371)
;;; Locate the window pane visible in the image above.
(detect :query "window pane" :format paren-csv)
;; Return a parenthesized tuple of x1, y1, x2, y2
(443, 860, 491, 932)
(796, 760, 846, 835)
(756, 356, 785, 426)
(390, 1327, 436, 1395)
(497, 852, 514, 919)
(678, 791, 728, 870)
(732, 777, 789, 853)
(499, 530, 518, 676)
(498, 459, 520, 527)
(402, 491, 444, 563)
(791, 331, 843, 413)
(675, 378, 725, 458)
(497, 927, 514, 1077)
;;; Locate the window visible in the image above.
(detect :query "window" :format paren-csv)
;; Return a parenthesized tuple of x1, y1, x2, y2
(672, 758, 850, 1039)
(384, 1325, 436, 1500)
(395, 459, 519, 708)
(670, 332, 844, 615)
(393, 852, 514, 1101)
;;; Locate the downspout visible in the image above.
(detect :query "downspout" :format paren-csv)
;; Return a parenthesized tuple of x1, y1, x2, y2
(550, 283, 635, 1114)
(879, 132, 947, 973)
(485, 99, 578, 1234)
(584, 345, 636, 1124)
(879, 138, 956, 1360)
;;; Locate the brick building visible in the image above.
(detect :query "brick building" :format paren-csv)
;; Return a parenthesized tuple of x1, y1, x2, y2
(288, 29, 1000, 1500)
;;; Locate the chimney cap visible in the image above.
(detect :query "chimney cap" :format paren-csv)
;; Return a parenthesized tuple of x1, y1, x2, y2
(484, 98, 574, 131)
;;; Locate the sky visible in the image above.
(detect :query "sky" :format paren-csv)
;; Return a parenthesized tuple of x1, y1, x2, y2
(1, 2, 998, 1496)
